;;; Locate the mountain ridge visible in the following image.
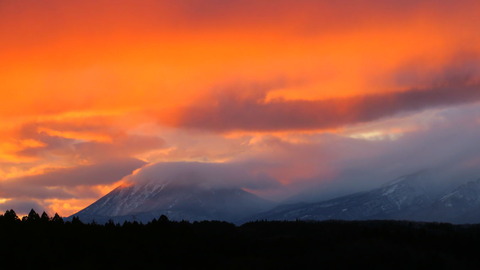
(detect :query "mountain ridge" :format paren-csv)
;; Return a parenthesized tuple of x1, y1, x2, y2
(71, 170, 480, 224)
(251, 173, 480, 224)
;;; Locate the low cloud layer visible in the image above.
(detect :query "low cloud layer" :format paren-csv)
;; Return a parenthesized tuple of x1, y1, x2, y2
(125, 161, 280, 191)
(117, 102, 480, 202)
(236, 103, 480, 201)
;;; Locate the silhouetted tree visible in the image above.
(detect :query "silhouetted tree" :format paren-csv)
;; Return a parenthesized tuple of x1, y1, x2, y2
(25, 209, 40, 223)
(40, 211, 50, 223)
(106, 219, 116, 228)
(159, 215, 169, 224)
(4, 209, 20, 223)
(51, 213, 64, 225)
(71, 216, 83, 225)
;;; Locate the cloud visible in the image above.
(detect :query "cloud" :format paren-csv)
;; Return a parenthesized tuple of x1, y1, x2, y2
(0, 199, 47, 216)
(3, 0, 475, 42)
(3, 103, 478, 213)
(228, 103, 480, 201)
(96, 102, 480, 203)
(72, 135, 165, 162)
(1, 0, 479, 217)
(125, 161, 280, 191)
(0, 158, 146, 199)
(8, 117, 165, 167)
(177, 81, 480, 132)
(0, 185, 72, 200)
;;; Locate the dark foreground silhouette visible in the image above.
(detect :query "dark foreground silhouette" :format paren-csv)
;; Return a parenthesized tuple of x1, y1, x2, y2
(1, 209, 480, 269)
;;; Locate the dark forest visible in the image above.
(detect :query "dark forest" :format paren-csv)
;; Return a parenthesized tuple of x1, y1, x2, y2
(1, 209, 480, 269)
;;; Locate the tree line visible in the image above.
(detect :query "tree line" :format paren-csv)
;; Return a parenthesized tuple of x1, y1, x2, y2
(0, 209, 64, 224)
(2, 209, 480, 269)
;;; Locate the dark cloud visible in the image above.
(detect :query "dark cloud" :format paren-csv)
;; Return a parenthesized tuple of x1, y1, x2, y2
(178, 82, 480, 132)
(0, 199, 47, 216)
(0, 158, 146, 199)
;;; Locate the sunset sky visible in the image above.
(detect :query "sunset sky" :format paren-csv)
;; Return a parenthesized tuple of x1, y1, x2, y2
(1, 0, 480, 216)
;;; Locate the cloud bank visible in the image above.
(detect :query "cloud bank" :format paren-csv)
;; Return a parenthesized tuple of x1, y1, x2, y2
(178, 81, 480, 132)
(124, 161, 280, 191)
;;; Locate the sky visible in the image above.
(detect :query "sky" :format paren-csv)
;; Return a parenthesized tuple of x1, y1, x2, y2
(1, 0, 480, 216)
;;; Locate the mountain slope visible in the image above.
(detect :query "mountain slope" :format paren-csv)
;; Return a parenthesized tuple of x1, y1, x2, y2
(251, 172, 434, 221)
(71, 180, 273, 224)
(428, 178, 480, 223)
(252, 173, 480, 224)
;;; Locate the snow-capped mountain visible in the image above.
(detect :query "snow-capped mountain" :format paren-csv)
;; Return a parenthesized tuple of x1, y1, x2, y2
(71, 168, 480, 224)
(427, 178, 480, 223)
(71, 180, 273, 224)
(250, 173, 480, 223)
(250, 172, 434, 221)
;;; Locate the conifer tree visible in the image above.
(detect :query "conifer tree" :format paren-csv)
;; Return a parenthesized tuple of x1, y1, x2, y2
(51, 213, 64, 225)
(4, 209, 20, 223)
(159, 215, 169, 224)
(71, 216, 83, 225)
(26, 209, 40, 223)
(40, 211, 50, 223)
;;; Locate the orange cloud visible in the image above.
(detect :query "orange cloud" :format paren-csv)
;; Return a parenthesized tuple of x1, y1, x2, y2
(1, 0, 480, 215)
(176, 78, 480, 132)
(2, 0, 479, 120)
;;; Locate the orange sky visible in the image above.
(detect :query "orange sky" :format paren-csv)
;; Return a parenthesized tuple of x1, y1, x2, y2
(1, 0, 480, 216)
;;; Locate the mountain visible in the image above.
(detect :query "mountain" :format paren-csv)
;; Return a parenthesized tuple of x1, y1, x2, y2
(428, 178, 480, 223)
(250, 172, 434, 221)
(251, 173, 480, 224)
(71, 180, 274, 224)
(71, 169, 480, 224)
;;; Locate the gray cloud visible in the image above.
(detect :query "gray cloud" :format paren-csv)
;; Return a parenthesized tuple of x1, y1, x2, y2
(0, 199, 47, 216)
(126, 161, 280, 191)
(122, 103, 480, 203)
(253, 103, 480, 202)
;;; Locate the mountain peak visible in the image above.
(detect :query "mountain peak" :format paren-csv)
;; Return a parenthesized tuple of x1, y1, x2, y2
(71, 178, 274, 224)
